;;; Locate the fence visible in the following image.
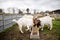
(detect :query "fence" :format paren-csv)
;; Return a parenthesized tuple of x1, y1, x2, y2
(0, 13, 23, 32)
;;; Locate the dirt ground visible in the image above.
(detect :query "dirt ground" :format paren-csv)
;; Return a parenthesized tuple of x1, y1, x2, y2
(0, 24, 59, 40)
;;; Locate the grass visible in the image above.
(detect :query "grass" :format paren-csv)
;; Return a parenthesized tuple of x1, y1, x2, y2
(53, 19, 60, 40)
(0, 18, 60, 40)
(40, 18, 60, 40)
(0, 24, 16, 38)
(0, 24, 16, 33)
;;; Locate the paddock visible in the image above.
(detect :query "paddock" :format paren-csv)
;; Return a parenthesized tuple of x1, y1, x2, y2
(0, 17, 60, 40)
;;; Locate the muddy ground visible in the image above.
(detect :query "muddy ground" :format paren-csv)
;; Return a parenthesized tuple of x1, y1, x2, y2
(0, 24, 59, 40)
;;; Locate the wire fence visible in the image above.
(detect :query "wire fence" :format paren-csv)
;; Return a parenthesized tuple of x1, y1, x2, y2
(0, 13, 23, 32)
(0, 13, 60, 32)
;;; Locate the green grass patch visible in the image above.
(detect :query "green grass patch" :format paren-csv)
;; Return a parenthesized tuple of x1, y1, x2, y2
(0, 24, 16, 36)
(41, 19, 60, 40)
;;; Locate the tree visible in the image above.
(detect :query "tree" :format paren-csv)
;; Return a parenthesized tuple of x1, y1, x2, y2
(34, 9, 36, 14)
(12, 8, 15, 14)
(0, 9, 3, 13)
(26, 8, 29, 13)
(18, 9, 23, 14)
(45, 10, 50, 13)
(40, 11, 44, 14)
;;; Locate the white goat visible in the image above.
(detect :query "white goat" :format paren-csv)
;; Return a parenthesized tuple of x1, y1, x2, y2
(39, 16, 53, 31)
(22, 15, 33, 19)
(13, 15, 34, 33)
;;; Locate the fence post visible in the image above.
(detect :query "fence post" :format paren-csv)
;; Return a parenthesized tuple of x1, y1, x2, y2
(16, 14, 17, 19)
(2, 14, 4, 30)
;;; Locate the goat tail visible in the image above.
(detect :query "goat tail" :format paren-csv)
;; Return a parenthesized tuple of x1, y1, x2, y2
(12, 19, 18, 23)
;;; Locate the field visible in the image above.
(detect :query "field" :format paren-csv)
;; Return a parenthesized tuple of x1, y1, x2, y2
(0, 18, 60, 40)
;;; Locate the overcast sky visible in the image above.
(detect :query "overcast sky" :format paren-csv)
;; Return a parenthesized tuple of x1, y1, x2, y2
(0, 0, 60, 11)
